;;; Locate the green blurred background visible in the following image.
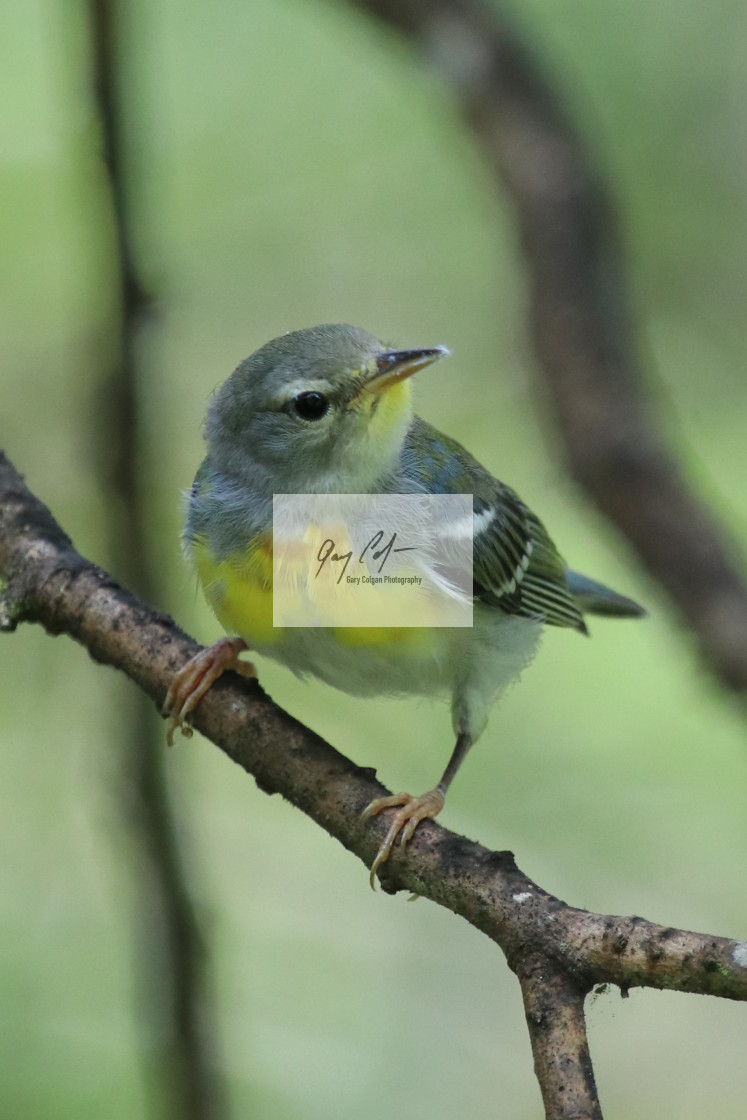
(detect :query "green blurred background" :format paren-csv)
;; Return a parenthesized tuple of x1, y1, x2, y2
(2, 0, 747, 1116)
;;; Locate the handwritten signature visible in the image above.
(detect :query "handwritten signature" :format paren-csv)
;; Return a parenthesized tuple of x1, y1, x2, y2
(316, 531, 416, 584)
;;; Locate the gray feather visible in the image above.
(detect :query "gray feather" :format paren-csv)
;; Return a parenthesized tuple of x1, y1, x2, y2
(565, 570, 646, 619)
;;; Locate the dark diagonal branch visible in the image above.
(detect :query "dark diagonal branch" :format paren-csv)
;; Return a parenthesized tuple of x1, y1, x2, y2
(3, 450, 747, 1119)
(351, 0, 747, 695)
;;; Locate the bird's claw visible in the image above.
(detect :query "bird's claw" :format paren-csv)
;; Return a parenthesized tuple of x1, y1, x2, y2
(162, 637, 255, 745)
(361, 788, 445, 889)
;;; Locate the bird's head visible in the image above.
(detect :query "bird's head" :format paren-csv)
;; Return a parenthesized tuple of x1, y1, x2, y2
(205, 323, 448, 492)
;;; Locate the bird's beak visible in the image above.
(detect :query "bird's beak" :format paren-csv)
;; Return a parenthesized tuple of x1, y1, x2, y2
(355, 345, 450, 402)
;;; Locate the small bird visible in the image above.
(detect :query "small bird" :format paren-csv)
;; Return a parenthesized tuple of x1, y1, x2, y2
(164, 324, 644, 885)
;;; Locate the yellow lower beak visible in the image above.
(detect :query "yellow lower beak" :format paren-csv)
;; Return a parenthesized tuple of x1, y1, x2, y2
(359, 345, 450, 401)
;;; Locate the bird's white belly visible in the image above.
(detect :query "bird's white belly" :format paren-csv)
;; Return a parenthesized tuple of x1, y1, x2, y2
(254, 608, 543, 714)
(256, 625, 453, 696)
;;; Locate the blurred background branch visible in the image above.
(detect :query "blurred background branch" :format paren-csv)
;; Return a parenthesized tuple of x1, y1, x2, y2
(86, 2, 226, 1117)
(352, 0, 747, 695)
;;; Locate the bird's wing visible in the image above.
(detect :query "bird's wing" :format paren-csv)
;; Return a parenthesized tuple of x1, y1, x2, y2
(404, 418, 586, 632)
(470, 488, 585, 632)
(471, 485, 533, 610)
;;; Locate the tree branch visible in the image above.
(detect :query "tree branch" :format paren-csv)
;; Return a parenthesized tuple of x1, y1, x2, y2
(3, 449, 746, 1119)
(519, 968, 601, 1120)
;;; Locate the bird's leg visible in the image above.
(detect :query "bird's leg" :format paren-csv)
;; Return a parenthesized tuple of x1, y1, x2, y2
(362, 731, 473, 888)
(163, 636, 256, 746)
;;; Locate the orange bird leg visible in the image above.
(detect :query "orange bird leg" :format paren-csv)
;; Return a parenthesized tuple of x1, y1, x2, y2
(362, 731, 473, 888)
(163, 636, 256, 745)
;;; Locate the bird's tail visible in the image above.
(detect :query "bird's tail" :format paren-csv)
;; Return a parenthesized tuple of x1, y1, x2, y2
(565, 570, 646, 619)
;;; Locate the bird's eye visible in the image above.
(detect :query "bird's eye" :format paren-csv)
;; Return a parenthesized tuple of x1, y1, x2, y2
(291, 391, 330, 421)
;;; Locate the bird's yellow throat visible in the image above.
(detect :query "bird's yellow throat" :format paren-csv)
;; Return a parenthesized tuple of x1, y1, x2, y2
(360, 378, 413, 458)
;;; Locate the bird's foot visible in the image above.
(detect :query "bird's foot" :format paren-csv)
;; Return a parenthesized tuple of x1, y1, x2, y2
(361, 788, 445, 889)
(163, 637, 255, 745)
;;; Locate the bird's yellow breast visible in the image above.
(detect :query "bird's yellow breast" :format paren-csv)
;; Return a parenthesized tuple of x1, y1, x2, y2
(192, 533, 277, 645)
(190, 533, 427, 652)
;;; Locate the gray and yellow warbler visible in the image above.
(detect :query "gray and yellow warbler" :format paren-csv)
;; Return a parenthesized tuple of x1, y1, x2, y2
(165, 324, 644, 885)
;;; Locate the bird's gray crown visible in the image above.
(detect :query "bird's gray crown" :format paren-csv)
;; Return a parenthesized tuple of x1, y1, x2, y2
(209, 323, 382, 438)
(202, 324, 405, 493)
